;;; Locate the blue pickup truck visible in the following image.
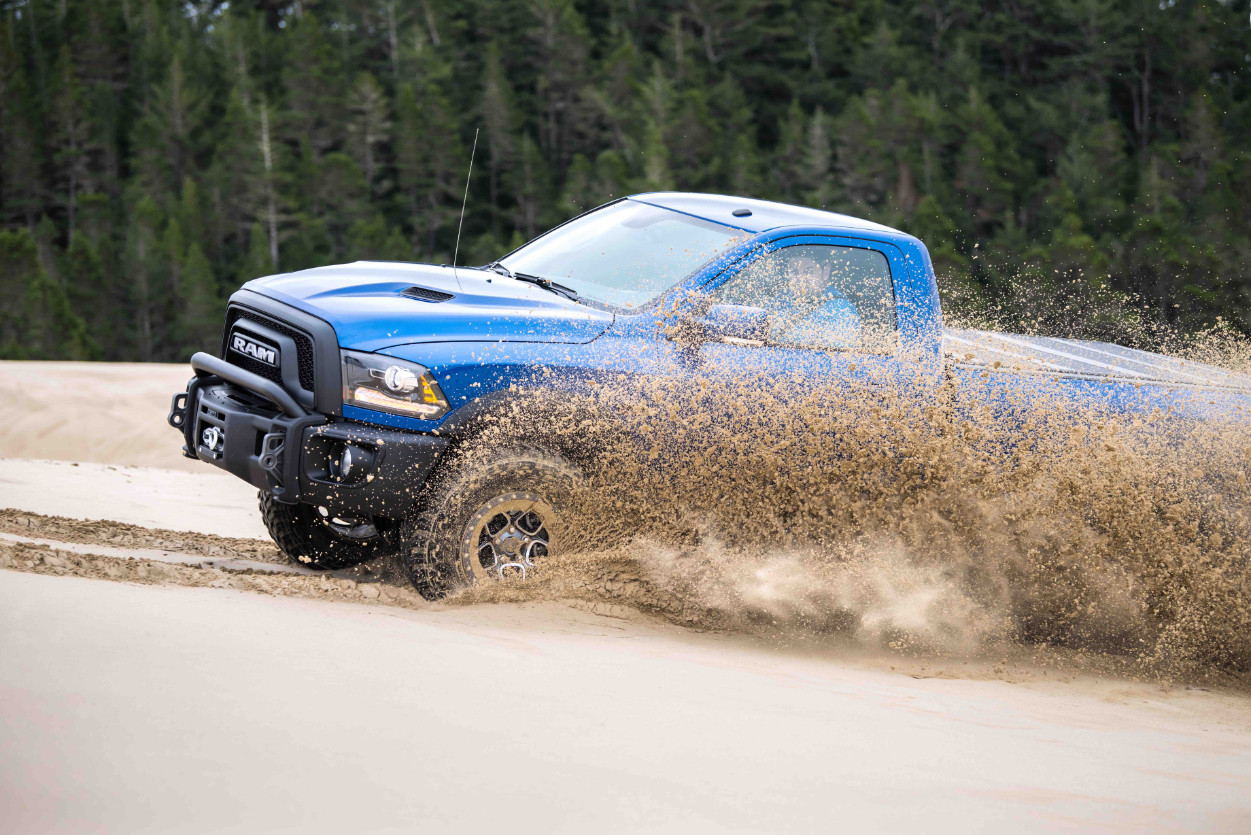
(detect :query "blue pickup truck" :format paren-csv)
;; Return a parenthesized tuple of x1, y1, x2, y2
(169, 192, 1251, 599)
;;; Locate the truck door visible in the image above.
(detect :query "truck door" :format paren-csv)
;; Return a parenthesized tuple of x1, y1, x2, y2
(665, 235, 951, 477)
(690, 237, 927, 396)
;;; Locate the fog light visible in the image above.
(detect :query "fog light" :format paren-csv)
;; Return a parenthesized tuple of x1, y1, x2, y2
(333, 443, 374, 483)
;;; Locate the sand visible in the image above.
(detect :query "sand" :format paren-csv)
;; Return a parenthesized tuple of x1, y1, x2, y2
(0, 458, 265, 537)
(0, 459, 265, 538)
(0, 360, 199, 471)
(1, 360, 1249, 832)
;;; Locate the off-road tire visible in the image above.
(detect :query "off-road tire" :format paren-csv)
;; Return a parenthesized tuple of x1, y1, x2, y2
(402, 449, 579, 600)
(259, 491, 395, 571)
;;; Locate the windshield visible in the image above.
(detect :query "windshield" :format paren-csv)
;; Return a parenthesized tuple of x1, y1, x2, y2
(498, 200, 747, 310)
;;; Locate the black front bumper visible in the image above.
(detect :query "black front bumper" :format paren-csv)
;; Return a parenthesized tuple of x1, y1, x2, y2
(169, 352, 449, 518)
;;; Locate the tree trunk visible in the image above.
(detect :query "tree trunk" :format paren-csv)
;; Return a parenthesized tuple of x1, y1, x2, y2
(386, 1, 400, 79)
(1140, 43, 1151, 153)
(67, 171, 77, 246)
(259, 102, 279, 270)
(423, 2, 440, 47)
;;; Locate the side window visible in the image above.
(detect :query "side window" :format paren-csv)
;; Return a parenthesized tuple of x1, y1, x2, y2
(709, 244, 897, 353)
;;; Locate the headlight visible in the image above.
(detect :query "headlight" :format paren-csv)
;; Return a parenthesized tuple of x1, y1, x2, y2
(341, 350, 450, 420)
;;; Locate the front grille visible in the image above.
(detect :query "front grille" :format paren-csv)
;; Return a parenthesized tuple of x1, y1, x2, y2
(223, 307, 316, 392)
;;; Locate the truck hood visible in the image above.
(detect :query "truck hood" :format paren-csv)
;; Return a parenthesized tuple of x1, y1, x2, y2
(945, 328, 1251, 393)
(244, 262, 614, 352)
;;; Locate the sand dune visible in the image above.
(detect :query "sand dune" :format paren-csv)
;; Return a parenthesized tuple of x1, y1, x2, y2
(0, 360, 199, 471)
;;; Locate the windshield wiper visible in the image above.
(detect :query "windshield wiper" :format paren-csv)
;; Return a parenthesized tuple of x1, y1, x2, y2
(484, 262, 580, 302)
(513, 272, 580, 302)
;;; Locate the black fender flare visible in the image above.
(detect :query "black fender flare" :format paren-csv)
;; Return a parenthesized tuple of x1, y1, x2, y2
(431, 387, 627, 474)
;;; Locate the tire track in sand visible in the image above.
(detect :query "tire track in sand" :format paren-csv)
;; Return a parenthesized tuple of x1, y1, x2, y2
(0, 509, 687, 625)
(0, 508, 427, 609)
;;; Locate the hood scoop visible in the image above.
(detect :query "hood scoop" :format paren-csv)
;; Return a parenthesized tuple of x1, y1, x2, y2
(400, 285, 454, 303)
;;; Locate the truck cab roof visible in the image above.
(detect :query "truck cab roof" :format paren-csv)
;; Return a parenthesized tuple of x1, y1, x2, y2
(628, 192, 901, 236)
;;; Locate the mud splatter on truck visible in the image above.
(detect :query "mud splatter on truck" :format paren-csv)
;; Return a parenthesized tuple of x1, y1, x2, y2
(169, 193, 1251, 680)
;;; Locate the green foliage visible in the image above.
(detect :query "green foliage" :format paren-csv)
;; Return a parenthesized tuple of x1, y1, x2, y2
(178, 242, 219, 360)
(0, 227, 95, 360)
(0, 0, 1249, 360)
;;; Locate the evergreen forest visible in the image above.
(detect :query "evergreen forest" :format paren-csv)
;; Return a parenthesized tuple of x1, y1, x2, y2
(1, 0, 1249, 361)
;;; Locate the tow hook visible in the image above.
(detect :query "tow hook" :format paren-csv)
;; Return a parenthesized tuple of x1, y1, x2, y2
(259, 432, 285, 474)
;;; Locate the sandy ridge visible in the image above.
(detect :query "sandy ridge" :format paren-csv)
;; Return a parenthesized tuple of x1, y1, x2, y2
(0, 509, 650, 624)
(0, 508, 285, 564)
(0, 507, 727, 628)
(0, 537, 425, 608)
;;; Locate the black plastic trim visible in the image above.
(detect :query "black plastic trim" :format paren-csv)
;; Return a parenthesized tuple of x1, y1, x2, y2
(224, 319, 313, 409)
(167, 375, 203, 458)
(430, 387, 613, 471)
(400, 286, 454, 303)
(432, 389, 518, 439)
(298, 423, 450, 517)
(181, 380, 325, 502)
(169, 376, 445, 515)
(190, 352, 308, 417)
(227, 289, 344, 416)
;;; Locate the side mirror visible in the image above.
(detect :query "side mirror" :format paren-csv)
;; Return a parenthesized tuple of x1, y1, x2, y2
(702, 304, 769, 345)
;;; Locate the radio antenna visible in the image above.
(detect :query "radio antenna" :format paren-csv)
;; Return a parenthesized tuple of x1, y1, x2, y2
(452, 127, 479, 291)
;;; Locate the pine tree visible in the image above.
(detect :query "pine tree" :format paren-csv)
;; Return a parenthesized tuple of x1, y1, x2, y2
(771, 100, 806, 203)
(64, 233, 112, 352)
(0, 227, 93, 360)
(240, 222, 274, 284)
(0, 20, 43, 227)
(527, 0, 592, 170)
(135, 49, 205, 197)
(480, 43, 515, 238)
(124, 195, 165, 362)
(559, 153, 594, 217)
(48, 45, 92, 243)
(394, 67, 464, 259)
(513, 133, 552, 240)
(636, 118, 673, 193)
(179, 241, 221, 358)
(347, 214, 394, 261)
(803, 107, 834, 209)
(394, 82, 425, 252)
(178, 176, 208, 263)
(707, 77, 763, 197)
(347, 72, 391, 199)
(22, 270, 97, 360)
(281, 13, 345, 160)
(160, 215, 187, 357)
(0, 0, 1249, 350)
(0, 229, 40, 355)
(208, 89, 263, 248)
(953, 87, 1021, 237)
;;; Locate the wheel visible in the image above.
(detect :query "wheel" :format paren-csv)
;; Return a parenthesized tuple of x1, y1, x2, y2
(402, 449, 579, 600)
(259, 491, 396, 571)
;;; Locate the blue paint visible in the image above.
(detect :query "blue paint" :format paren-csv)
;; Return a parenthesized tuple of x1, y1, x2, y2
(240, 193, 1251, 434)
